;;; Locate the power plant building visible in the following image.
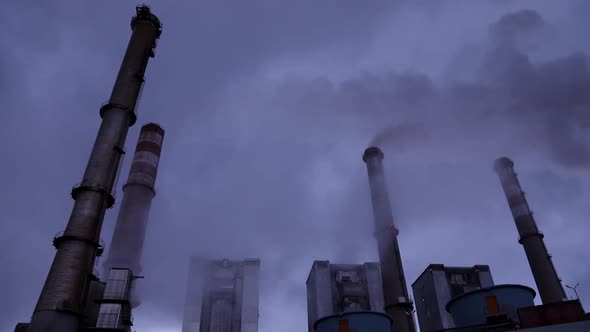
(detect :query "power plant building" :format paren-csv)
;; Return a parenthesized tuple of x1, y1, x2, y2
(306, 260, 386, 332)
(412, 264, 495, 332)
(182, 257, 260, 332)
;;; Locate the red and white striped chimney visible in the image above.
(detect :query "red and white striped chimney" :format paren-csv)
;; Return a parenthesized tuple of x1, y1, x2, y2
(103, 122, 165, 307)
(127, 123, 165, 187)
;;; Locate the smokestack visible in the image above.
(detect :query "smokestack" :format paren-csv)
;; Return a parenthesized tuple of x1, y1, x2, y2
(103, 122, 165, 307)
(493, 157, 567, 304)
(363, 147, 416, 332)
(29, 6, 162, 332)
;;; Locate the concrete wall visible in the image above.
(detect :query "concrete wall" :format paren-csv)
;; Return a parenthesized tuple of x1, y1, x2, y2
(306, 261, 334, 332)
(82, 278, 106, 327)
(433, 269, 456, 329)
(182, 257, 207, 332)
(413, 268, 450, 332)
(306, 261, 385, 332)
(364, 262, 385, 313)
(181, 258, 260, 332)
(412, 265, 495, 332)
(478, 269, 495, 289)
(241, 259, 260, 332)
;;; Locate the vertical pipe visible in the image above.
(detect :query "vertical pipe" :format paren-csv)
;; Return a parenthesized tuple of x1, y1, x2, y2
(363, 147, 416, 332)
(29, 6, 162, 332)
(102, 122, 165, 307)
(232, 268, 244, 332)
(182, 257, 207, 332)
(241, 259, 261, 332)
(493, 157, 566, 304)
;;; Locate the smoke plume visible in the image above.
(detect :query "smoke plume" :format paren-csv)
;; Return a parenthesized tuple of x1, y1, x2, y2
(369, 122, 430, 150)
(356, 9, 590, 169)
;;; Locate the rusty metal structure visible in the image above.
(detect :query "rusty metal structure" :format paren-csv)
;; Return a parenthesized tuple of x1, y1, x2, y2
(102, 122, 165, 307)
(493, 157, 567, 305)
(28, 5, 162, 332)
(363, 147, 416, 332)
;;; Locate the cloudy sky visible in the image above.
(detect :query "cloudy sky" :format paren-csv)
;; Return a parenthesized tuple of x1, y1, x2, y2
(2, 1, 590, 331)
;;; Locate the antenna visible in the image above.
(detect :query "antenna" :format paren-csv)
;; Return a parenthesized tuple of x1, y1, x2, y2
(565, 283, 580, 300)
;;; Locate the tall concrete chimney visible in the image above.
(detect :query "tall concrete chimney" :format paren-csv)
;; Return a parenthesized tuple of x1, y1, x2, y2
(493, 157, 567, 304)
(103, 122, 165, 307)
(363, 147, 416, 332)
(29, 6, 162, 332)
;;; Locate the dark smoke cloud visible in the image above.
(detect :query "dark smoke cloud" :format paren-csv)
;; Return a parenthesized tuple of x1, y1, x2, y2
(491, 9, 545, 44)
(352, 9, 590, 170)
(369, 122, 430, 150)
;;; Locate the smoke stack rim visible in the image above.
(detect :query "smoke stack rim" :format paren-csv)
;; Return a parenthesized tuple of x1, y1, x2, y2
(362, 146, 384, 162)
(141, 122, 165, 137)
(131, 4, 162, 37)
(494, 156, 514, 173)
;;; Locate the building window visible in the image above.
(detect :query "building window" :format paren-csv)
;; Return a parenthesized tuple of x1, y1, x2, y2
(96, 303, 122, 328)
(336, 271, 360, 283)
(342, 297, 363, 312)
(449, 274, 465, 285)
(103, 269, 131, 300)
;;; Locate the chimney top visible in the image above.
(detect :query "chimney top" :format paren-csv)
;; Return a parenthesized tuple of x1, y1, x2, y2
(494, 157, 514, 173)
(363, 147, 384, 162)
(141, 122, 165, 136)
(131, 4, 162, 36)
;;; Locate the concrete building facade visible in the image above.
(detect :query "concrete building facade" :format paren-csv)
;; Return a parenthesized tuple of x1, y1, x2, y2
(306, 260, 386, 332)
(412, 264, 495, 332)
(182, 257, 260, 332)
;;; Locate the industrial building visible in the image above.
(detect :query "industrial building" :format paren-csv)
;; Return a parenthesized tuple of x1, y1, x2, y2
(306, 150, 588, 332)
(412, 264, 495, 332)
(405, 157, 590, 332)
(306, 261, 387, 332)
(182, 257, 261, 332)
(443, 292, 589, 331)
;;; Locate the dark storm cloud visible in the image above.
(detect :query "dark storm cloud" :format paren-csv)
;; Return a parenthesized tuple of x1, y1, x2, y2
(2, 1, 590, 332)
